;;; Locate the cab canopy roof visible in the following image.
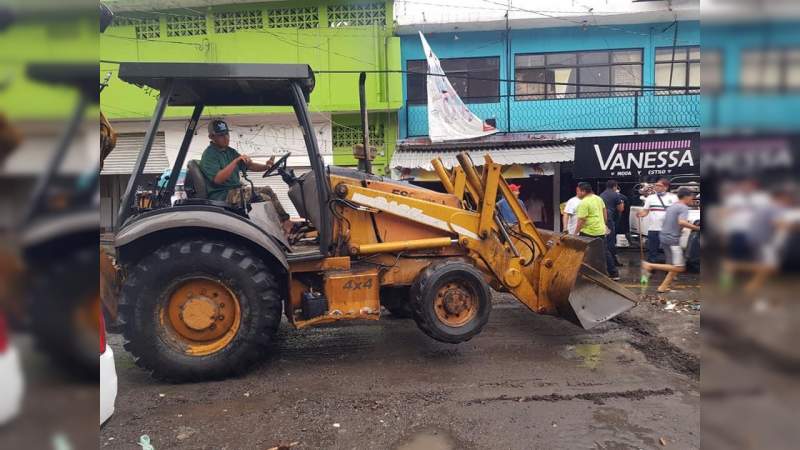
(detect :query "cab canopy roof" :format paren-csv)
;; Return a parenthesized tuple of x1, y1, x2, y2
(117, 62, 315, 107)
(27, 63, 99, 100)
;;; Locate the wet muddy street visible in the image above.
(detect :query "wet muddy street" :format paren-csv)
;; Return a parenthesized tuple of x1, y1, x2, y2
(99, 255, 700, 450)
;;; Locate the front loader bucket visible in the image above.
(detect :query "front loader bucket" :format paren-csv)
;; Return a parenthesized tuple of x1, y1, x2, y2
(539, 234, 638, 329)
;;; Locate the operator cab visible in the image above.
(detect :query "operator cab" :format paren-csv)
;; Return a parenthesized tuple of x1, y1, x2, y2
(114, 62, 332, 255)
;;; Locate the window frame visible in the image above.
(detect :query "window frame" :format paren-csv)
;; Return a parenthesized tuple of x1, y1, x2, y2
(406, 56, 501, 105)
(654, 45, 701, 96)
(701, 48, 723, 95)
(739, 47, 800, 93)
(513, 48, 644, 101)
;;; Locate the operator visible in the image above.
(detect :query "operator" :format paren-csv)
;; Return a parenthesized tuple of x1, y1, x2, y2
(200, 119, 291, 223)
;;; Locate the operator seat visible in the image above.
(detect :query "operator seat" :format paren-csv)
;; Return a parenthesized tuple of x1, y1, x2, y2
(178, 160, 247, 215)
(185, 160, 208, 199)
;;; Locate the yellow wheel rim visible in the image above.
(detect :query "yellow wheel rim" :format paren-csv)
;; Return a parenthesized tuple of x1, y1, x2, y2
(160, 278, 241, 356)
(433, 281, 478, 327)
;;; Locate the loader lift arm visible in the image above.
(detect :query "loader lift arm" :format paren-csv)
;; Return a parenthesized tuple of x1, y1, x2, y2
(337, 152, 637, 329)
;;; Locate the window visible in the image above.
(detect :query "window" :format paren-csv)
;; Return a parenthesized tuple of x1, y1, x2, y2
(332, 122, 385, 148)
(135, 18, 160, 40)
(406, 57, 500, 104)
(515, 49, 643, 100)
(655, 46, 700, 95)
(702, 49, 723, 94)
(166, 15, 207, 37)
(268, 7, 319, 29)
(328, 3, 386, 28)
(214, 10, 263, 33)
(741, 48, 800, 92)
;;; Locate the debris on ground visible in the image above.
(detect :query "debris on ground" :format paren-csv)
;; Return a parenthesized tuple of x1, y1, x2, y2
(642, 294, 700, 314)
(266, 441, 300, 450)
(138, 435, 154, 450)
(175, 426, 196, 441)
(52, 433, 73, 450)
(660, 436, 668, 446)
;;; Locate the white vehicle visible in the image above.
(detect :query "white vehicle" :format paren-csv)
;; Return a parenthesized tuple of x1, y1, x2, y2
(100, 313, 117, 425)
(629, 205, 701, 249)
(0, 313, 24, 426)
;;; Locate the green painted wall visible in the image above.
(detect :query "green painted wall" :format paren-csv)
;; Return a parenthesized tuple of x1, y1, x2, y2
(330, 112, 398, 174)
(0, 17, 97, 119)
(100, 0, 401, 172)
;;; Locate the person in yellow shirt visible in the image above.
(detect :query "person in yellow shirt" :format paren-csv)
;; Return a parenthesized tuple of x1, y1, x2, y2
(574, 182, 619, 280)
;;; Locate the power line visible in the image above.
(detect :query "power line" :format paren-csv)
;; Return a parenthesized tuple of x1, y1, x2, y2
(396, 0, 658, 15)
(480, 0, 651, 37)
(316, 69, 699, 91)
(103, 33, 204, 48)
(100, 57, 697, 92)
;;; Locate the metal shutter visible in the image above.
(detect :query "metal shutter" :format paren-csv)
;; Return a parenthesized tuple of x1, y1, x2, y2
(101, 132, 168, 175)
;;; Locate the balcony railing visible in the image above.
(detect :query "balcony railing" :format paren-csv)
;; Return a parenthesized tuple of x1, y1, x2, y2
(404, 92, 700, 137)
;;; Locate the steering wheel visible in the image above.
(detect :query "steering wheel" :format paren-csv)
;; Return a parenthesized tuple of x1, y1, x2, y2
(262, 152, 291, 178)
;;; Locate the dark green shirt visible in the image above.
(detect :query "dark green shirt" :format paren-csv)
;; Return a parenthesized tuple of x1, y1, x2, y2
(199, 143, 241, 201)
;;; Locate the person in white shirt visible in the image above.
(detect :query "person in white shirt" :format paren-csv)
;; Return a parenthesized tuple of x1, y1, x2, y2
(562, 185, 582, 235)
(525, 194, 548, 228)
(637, 178, 678, 262)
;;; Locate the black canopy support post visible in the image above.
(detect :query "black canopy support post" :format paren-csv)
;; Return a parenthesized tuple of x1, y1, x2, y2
(20, 93, 89, 228)
(165, 103, 204, 194)
(358, 72, 372, 174)
(290, 81, 332, 256)
(116, 79, 174, 230)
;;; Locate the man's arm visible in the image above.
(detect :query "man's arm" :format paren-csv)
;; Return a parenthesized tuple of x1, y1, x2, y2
(213, 155, 247, 185)
(574, 218, 585, 235)
(562, 212, 569, 231)
(678, 219, 700, 231)
(637, 196, 650, 217)
(245, 155, 275, 172)
(574, 202, 587, 235)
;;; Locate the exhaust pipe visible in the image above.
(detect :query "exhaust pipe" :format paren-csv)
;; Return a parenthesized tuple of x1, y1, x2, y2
(358, 72, 372, 175)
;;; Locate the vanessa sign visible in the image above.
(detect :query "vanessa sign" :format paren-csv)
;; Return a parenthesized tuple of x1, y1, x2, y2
(574, 133, 700, 179)
(701, 135, 799, 177)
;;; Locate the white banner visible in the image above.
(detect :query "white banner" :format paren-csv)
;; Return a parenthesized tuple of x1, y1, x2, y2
(420, 32, 497, 142)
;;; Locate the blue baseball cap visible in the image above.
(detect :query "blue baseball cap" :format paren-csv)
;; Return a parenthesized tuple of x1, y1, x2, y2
(208, 119, 230, 136)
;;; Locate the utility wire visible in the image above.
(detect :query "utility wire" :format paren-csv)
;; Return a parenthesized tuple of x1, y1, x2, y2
(99, 59, 697, 91)
(316, 69, 698, 91)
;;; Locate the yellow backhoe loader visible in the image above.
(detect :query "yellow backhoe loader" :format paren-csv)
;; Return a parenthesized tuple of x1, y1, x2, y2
(109, 62, 637, 382)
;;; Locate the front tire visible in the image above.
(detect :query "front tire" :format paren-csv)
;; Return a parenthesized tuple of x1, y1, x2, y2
(120, 240, 282, 382)
(410, 260, 491, 344)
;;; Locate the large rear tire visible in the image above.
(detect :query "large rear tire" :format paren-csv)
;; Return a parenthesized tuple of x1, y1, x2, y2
(410, 260, 491, 344)
(120, 239, 282, 382)
(29, 246, 99, 380)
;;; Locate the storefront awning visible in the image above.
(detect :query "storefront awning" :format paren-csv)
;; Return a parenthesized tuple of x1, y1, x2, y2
(390, 144, 574, 171)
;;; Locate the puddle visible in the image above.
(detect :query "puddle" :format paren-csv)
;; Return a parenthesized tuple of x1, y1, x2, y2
(574, 343, 603, 369)
(591, 407, 658, 448)
(393, 427, 458, 450)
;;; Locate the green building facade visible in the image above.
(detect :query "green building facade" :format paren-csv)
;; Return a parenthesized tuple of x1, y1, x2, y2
(100, 0, 402, 173)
